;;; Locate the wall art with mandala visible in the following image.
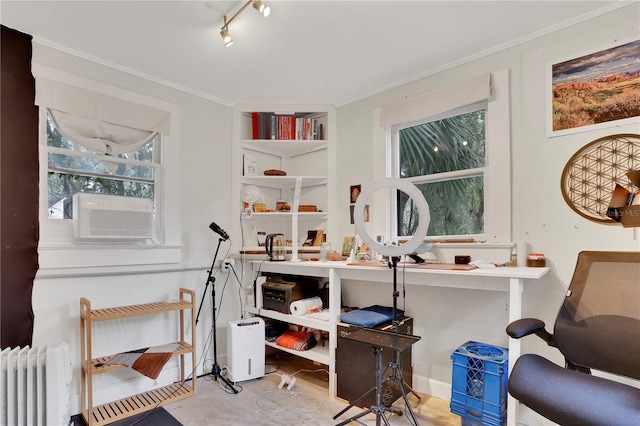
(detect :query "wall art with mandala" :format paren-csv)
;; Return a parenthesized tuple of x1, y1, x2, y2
(561, 134, 640, 227)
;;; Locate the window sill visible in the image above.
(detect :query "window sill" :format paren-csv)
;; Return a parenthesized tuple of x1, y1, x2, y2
(37, 243, 182, 273)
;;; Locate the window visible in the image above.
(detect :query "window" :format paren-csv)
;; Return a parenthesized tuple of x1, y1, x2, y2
(45, 111, 160, 219)
(392, 104, 486, 237)
(383, 70, 511, 242)
(31, 68, 181, 269)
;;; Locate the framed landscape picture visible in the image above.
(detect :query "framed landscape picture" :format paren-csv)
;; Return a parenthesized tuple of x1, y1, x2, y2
(548, 38, 640, 136)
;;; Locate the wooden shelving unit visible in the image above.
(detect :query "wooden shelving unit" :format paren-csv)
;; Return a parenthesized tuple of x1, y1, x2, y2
(80, 288, 196, 426)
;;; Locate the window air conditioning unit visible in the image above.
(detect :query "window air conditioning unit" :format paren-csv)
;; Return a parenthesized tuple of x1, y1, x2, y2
(72, 193, 154, 241)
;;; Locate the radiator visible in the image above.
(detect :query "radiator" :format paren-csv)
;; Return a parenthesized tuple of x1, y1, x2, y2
(0, 343, 72, 426)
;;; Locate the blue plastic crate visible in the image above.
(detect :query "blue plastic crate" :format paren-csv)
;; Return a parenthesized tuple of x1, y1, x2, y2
(450, 341, 508, 425)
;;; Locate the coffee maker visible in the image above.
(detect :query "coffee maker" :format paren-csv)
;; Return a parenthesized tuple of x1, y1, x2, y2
(265, 233, 286, 261)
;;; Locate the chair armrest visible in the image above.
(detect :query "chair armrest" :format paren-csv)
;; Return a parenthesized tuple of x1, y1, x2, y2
(506, 318, 555, 346)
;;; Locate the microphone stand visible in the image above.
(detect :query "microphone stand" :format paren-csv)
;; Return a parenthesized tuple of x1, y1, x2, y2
(195, 237, 238, 393)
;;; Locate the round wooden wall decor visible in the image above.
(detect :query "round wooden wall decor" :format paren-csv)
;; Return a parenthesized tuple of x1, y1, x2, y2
(561, 134, 640, 224)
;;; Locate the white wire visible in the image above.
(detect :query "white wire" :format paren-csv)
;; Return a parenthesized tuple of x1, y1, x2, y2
(255, 370, 327, 414)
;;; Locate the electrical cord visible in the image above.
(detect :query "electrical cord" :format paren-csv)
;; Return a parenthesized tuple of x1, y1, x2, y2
(255, 369, 328, 414)
(120, 238, 240, 425)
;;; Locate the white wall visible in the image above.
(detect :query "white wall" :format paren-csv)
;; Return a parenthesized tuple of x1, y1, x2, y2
(27, 3, 639, 420)
(335, 2, 639, 420)
(30, 44, 239, 413)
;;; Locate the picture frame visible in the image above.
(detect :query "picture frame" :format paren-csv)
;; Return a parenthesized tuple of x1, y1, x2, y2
(547, 37, 640, 137)
(243, 154, 257, 176)
(349, 204, 369, 224)
(342, 236, 355, 258)
(350, 185, 361, 204)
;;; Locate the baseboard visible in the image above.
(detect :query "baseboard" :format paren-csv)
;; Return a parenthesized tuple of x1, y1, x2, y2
(411, 375, 452, 401)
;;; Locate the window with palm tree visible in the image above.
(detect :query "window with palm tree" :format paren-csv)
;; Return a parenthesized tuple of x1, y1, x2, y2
(395, 107, 486, 237)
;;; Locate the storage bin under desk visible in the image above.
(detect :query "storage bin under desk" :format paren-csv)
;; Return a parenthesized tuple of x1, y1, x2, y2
(336, 317, 413, 408)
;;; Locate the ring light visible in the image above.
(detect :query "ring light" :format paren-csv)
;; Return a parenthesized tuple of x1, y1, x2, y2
(353, 177, 430, 257)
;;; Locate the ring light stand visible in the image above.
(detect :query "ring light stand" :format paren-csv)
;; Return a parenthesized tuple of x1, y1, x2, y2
(353, 177, 430, 327)
(335, 178, 429, 426)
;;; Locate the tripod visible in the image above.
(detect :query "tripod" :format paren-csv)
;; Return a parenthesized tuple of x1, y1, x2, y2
(334, 256, 421, 425)
(386, 255, 422, 408)
(195, 237, 238, 393)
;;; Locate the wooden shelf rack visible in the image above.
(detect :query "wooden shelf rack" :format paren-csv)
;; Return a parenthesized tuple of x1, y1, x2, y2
(80, 288, 196, 426)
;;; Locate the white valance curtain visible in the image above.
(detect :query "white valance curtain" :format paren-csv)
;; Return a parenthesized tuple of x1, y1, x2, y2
(34, 77, 171, 155)
(379, 73, 492, 126)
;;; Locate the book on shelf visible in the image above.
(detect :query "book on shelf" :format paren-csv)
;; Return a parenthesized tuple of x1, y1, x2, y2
(303, 229, 324, 246)
(249, 112, 324, 141)
(251, 112, 259, 140)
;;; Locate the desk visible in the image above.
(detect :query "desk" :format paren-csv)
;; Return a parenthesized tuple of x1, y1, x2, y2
(249, 260, 549, 425)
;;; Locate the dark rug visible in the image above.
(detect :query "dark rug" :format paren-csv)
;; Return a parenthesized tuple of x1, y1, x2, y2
(71, 407, 182, 426)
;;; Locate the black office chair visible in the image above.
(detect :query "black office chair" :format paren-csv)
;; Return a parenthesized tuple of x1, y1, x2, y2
(506, 251, 640, 426)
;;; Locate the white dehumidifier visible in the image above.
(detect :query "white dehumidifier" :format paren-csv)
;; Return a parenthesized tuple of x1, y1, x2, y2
(227, 317, 265, 382)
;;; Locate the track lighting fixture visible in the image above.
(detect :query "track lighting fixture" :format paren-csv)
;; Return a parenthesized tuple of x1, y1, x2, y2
(253, 0, 270, 17)
(220, 26, 233, 47)
(219, 0, 270, 47)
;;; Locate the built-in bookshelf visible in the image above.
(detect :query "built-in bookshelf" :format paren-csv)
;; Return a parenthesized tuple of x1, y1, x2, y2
(249, 112, 324, 140)
(232, 105, 336, 260)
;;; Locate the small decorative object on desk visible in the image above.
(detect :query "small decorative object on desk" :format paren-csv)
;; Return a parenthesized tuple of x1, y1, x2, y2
(527, 253, 546, 267)
(320, 242, 331, 261)
(327, 251, 342, 261)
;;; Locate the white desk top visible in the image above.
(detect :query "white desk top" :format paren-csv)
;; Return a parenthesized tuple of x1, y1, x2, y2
(252, 260, 550, 291)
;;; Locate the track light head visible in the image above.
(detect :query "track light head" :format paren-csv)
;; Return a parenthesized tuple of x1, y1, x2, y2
(253, 0, 270, 17)
(220, 27, 233, 47)
(219, 0, 270, 46)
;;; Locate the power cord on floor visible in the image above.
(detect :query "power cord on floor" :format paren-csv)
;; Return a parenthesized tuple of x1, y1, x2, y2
(255, 368, 328, 414)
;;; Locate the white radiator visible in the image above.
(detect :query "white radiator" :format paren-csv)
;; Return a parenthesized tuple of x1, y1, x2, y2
(0, 343, 72, 426)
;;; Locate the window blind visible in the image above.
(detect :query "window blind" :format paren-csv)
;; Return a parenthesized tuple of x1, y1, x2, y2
(380, 73, 492, 126)
(34, 76, 170, 154)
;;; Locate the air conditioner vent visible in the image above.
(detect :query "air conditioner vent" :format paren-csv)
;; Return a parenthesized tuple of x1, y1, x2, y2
(72, 193, 154, 241)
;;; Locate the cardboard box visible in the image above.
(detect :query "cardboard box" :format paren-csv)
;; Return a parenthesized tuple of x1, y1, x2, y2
(607, 170, 640, 227)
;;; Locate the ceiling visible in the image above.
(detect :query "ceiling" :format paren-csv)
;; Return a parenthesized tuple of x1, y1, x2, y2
(0, 1, 625, 106)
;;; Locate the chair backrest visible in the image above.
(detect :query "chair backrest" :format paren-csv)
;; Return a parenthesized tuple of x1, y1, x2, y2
(554, 251, 640, 380)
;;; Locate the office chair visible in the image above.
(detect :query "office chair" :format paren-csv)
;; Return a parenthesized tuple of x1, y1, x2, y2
(506, 251, 640, 426)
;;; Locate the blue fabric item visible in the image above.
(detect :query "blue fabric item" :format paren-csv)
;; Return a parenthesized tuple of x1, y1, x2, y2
(340, 305, 404, 328)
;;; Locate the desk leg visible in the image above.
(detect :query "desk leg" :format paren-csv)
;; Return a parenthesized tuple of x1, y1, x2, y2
(328, 268, 341, 400)
(507, 278, 523, 426)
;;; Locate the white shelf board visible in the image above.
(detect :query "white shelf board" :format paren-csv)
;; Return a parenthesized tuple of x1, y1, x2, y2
(242, 140, 327, 156)
(265, 340, 330, 365)
(257, 307, 332, 331)
(241, 176, 328, 189)
(245, 212, 328, 220)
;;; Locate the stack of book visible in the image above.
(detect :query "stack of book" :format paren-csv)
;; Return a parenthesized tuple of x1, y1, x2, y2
(251, 112, 324, 140)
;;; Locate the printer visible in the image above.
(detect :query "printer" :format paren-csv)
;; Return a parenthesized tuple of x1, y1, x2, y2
(262, 276, 319, 314)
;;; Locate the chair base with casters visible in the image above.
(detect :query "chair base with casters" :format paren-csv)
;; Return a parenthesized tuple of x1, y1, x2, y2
(506, 251, 640, 426)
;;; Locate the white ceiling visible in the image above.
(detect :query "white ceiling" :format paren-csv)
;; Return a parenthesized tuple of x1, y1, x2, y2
(0, 1, 625, 106)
